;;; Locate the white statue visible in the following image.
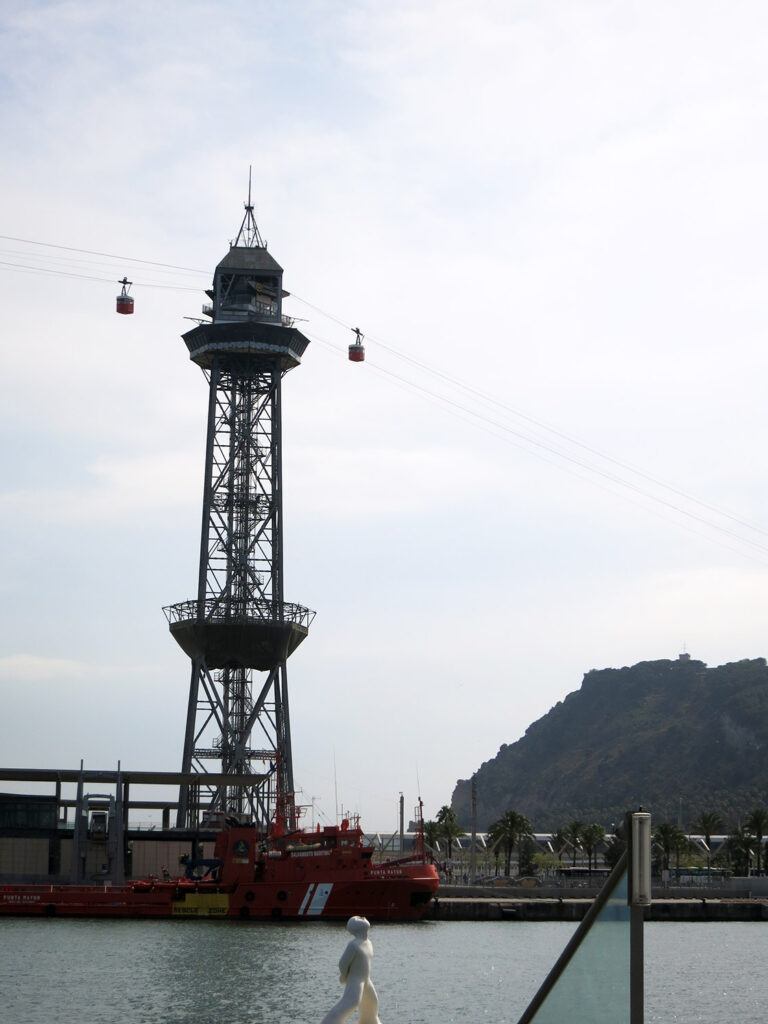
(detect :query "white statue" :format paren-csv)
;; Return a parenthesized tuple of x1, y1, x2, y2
(320, 916, 382, 1024)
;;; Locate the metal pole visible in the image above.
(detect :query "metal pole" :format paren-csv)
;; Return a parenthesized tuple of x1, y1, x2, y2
(630, 904, 644, 1024)
(113, 765, 125, 885)
(69, 761, 85, 884)
(629, 811, 651, 1024)
(470, 774, 477, 882)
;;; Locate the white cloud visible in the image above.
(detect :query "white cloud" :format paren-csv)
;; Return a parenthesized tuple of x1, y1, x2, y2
(0, 449, 199, 525)
(0, 654, 90, 682)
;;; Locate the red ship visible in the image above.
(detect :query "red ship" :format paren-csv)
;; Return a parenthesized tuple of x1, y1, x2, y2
(0, 814, 439, 921)
(1, 202, 442, 920)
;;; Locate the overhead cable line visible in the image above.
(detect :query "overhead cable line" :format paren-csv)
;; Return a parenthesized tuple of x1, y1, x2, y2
(293, 294, 768, 545)
(0, 259, 201, 290)
(0, 234, 209, 276)
(0, 245, 201, 280)
(306, 327, 768, 562)
(3, 232, 766, 554)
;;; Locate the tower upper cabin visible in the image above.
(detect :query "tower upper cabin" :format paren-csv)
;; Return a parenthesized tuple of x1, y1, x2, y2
(202, 188, 285, 325)
(182, 186, 308, 374)
(204, 245, 284, 325)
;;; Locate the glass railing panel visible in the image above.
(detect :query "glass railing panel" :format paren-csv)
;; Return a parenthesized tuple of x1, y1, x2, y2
(519, 859, 630, 1024)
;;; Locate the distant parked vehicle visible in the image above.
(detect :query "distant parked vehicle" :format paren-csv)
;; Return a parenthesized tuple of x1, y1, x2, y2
(557, 866, 611, 885)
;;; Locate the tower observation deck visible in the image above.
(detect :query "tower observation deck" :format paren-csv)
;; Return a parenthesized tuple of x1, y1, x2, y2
(164, 193, 314, 829)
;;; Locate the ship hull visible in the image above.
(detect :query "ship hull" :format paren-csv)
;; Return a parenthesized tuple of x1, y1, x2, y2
(0, 824, 439, 921)
(0, 871, 436, 921)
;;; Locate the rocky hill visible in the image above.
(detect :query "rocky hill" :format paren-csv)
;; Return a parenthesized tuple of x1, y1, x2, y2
(451, 657, 768, 831)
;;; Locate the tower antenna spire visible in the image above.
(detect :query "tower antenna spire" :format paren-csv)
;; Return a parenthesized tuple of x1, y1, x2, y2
(233, 165, 266, 248)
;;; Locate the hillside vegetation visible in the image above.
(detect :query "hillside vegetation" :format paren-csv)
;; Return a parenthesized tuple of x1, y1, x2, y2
(451, 657, 768, 831)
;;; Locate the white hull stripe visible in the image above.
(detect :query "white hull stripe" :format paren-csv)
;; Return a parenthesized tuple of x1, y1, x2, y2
(298, 883, 315, 915)
(306, 882, 333, 915)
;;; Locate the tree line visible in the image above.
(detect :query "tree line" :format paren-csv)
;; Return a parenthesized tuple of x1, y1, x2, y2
(649, 807, 768, 877)
(423, 805, 768, 878)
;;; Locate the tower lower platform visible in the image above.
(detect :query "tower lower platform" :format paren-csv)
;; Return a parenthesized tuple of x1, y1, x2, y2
(164, 599, 313, 670)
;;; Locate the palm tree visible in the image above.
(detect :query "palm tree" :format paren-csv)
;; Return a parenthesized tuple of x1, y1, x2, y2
(581, 823, 606, 877)
(517, 835, 537, 878)
(653, 823, 687, 874)
(563, 820, 584, 868)
(551, 829, 570, 864)
(491, 843, 502, 877)
(423, 820, 442, 857)
(435, 805, 464, 860)
(488, 810, 532, 876)
(745, 807, 768, 874)
(723, 826, 756, 877)
(691, 810, 723, 882)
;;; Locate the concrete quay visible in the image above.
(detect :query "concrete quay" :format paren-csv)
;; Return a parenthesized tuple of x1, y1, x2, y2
(429, 887, 768, 922)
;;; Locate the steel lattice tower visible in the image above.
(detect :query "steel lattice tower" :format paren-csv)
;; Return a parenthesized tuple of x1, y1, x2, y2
(164, 193, 313, 829)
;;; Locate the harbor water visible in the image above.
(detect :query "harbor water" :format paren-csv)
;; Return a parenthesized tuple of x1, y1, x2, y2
(0, 918, 763, 1024)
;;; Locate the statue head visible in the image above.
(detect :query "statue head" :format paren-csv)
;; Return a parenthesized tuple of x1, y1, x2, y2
(346, 915, 371, 938)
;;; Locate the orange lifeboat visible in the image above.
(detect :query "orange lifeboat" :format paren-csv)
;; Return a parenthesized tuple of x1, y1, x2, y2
(116, 277, 134, 315)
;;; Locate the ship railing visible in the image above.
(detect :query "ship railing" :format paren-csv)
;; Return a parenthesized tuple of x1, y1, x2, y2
(163, 598, 315, 630)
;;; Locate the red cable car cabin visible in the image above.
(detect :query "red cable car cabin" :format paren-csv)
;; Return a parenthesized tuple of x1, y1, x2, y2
(116, 277, 134, 314)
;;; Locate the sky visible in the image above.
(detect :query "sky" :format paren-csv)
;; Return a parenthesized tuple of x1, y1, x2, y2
(1, 0, 768, 830)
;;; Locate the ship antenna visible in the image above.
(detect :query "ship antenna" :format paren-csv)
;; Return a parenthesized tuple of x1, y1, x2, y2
(333, 750, 339, 825)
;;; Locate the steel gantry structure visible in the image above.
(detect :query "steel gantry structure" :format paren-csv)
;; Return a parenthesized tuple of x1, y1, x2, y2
(164, 193, 313, 829)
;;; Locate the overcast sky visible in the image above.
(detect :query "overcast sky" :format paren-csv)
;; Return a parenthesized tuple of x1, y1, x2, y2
(1, 1, 768, 830)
